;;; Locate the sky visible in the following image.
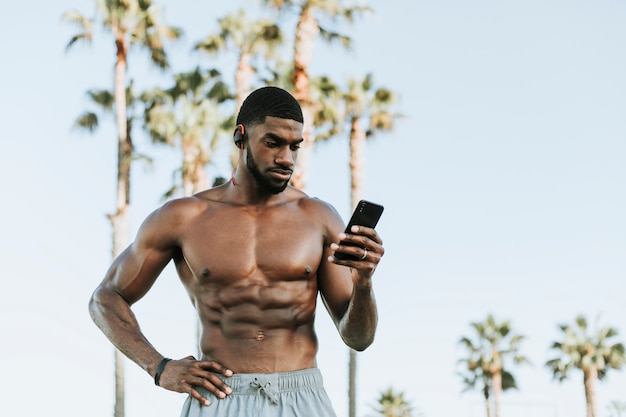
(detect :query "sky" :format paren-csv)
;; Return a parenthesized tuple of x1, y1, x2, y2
(1, 1, 626, 417)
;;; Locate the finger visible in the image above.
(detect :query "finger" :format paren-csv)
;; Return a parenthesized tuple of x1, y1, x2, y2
(350, 225, 383, 245)
(188, 374, 231, 398)
(186, 372, 233, 398)
(340, 229, 382, 247)
(330, 243, 382, 265)
(187, 366, 233, 394)
(330, 255, 378, 273)
(330, 242, 362, 257)
(335, 235, 383, 257)
(187, 386, 212, 407)
(198, 360, 233, 377)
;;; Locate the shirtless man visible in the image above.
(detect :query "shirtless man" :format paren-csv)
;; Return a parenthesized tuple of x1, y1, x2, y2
(89, 86, 384, 417)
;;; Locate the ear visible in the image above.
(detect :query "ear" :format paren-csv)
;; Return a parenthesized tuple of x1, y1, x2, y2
(233, 124, 245, 148)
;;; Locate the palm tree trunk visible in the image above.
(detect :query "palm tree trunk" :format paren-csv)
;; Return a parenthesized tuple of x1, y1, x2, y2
(113, 349, 125, 417)
(110, 32, 130, 417)
(348, 349, 357, 417)
(290, 103, 315, 190)
(192, 159, 209, 195)
(235, 52, 253, 112)
(290, 5, 318, 191)
(492, 371, 502, 417)
(108, 203, 129, 417)
(348, 117, 366, 417)
(182, 147, 209, 196)
(182, 145, 195, 197)
(292, 6, 317, 100)
(231, 52, 254, 169)
(349, 118, 366, 204)
(114, 34, 129, 218)
(584, 368, 598, 417)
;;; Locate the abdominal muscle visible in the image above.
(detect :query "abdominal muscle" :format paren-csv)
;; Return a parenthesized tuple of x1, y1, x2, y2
(193, 278, 321, 374)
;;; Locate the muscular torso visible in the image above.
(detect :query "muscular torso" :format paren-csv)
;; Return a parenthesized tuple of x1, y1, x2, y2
(173, 193, 329, 373)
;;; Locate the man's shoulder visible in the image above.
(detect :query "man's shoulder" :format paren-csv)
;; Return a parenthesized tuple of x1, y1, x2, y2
(158, 195, 207, 214)
(294, 195, 343, 225)
(162, 184, 230, 210)
(296, 195, 335, 213)
(151, 192, 220, 225)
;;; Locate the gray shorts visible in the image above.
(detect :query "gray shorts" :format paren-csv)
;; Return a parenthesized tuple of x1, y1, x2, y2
(179, 368, 337, 417)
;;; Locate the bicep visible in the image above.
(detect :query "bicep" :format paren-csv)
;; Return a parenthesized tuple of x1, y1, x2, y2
(99, 207, 180, 305)
(316, 205, 354, 324)
(102, 242, 173, 305)
(318, 252, 354, 324)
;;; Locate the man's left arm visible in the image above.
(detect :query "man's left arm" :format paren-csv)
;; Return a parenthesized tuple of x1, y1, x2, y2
(319, 222, 384, 351)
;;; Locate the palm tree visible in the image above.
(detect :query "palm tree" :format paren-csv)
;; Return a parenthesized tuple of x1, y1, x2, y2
(72, 82, 153, 417)
(546, 315, 626, 417)
(74, 84, 148, 166)
(458, 314, 530, 417)
(143, 68, 231, 355)
(74, 83, 150, 172)
(264, 69, 346, 143)
(143, 68, 233, 197)
(342, 73, 398, 204)
(73, 83, 148, 417)
(336, 73, 399, 417)
(369, 387, 419, 417)
(262, 0, 371, 191)
(63, 2, 180, 416)
(291, 72, 399, 417)
(194, 8, 283, 112)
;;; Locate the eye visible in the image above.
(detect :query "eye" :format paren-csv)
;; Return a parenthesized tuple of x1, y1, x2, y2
(290, 144, 301, 151)
(265, 141, 278, 148)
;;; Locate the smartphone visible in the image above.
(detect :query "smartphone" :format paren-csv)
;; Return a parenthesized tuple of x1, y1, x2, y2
(333, 200, 384, 261)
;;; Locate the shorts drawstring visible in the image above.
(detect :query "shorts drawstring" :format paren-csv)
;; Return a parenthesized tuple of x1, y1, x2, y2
(249, 377, 279, 405)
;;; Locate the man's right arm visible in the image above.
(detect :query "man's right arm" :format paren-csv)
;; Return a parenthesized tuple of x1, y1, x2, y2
(89, 202, 181, 377)
(88, 199, 233, 405)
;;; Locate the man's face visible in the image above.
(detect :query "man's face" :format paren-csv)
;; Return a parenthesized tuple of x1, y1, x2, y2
(245, 116, 304, 194)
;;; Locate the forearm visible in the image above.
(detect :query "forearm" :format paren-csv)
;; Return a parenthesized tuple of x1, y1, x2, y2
(338, 280, 378, 351)
(89, 286, 164, 377)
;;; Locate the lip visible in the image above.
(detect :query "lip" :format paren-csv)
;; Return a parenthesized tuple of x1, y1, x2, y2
(269, 169, 292, 180)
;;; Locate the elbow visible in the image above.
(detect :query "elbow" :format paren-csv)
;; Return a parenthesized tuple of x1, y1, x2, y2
(88, 286, 105, 324)
(338, 313, 378, 351)
(88, 285, 121, 325)
(342, 330, 376, 352)
(346, 339, 374, 352)
(352, 335, 376, 352)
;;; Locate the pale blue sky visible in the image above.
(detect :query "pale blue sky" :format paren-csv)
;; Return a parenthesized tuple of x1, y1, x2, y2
(1, 1, 625, 417)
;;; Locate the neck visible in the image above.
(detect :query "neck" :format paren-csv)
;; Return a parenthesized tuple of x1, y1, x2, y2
(229, 169, 287, 206)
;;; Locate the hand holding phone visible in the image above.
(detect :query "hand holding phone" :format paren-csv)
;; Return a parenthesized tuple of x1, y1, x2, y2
(333, 200, 384, 261)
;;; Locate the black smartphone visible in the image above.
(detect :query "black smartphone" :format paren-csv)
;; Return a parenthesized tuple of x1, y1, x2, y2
(333, 200, 384, 261)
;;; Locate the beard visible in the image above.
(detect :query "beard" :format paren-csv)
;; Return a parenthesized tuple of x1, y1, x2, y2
(246, 149, 290, 194)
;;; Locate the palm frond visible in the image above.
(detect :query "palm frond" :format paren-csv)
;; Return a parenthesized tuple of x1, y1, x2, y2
(74, 112, 99, 132)
(87, 89, 115, 109)
(62, 10, 93, 50)
(318, 26, 352, 48)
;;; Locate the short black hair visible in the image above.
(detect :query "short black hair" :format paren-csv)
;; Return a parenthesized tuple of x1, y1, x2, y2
(236, 86, 303, 128)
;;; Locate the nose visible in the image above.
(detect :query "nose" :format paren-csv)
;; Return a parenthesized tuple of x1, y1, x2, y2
(275, 146, 295, 168)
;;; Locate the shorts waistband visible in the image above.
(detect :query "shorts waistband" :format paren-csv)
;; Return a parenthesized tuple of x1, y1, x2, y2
(222, 368, 324, 394)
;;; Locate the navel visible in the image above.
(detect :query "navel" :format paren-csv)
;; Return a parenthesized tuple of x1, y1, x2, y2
(201, 267, 210, 277)
(256, 330, 265, 341)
